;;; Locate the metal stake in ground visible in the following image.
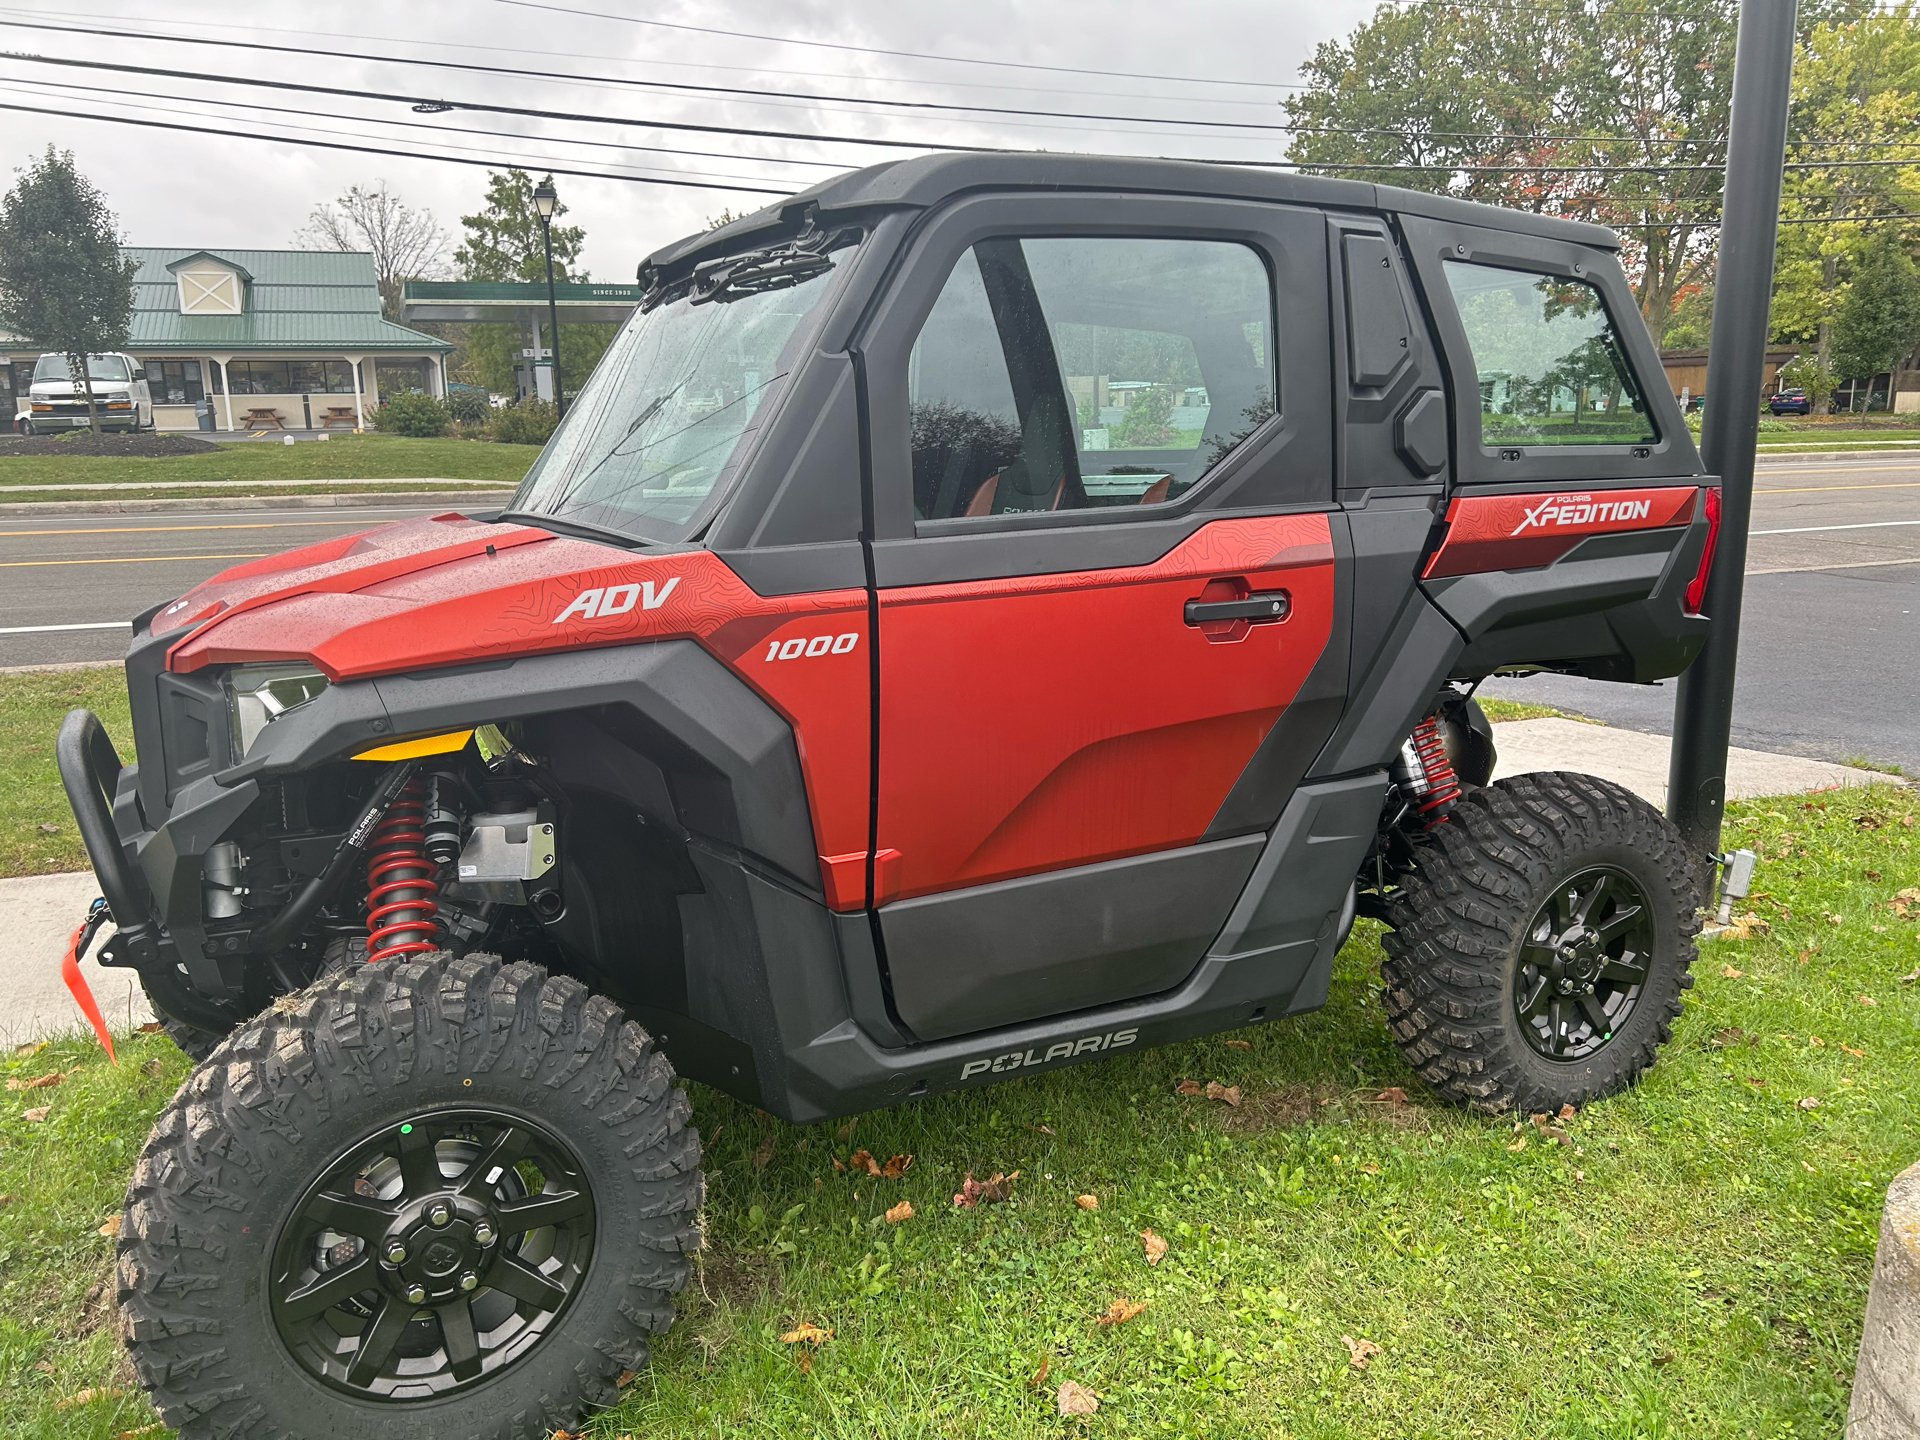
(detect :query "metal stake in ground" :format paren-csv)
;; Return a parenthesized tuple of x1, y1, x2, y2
(1668, 0, 1798, 858)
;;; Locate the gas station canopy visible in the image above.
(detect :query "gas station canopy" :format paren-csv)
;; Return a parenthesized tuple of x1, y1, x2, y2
(400, 280, 641, 325)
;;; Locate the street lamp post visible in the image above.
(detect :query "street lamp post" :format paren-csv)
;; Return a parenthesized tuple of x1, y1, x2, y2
(532, 180, 565, 417)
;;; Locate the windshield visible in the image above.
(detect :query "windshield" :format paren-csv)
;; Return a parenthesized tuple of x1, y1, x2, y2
(508, 242, 853, 544)
(33, 353, 131, 384)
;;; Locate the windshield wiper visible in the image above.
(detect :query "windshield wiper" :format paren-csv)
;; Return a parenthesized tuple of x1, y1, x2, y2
(689, 243, 834, 306)
(498, 510, 650, 548)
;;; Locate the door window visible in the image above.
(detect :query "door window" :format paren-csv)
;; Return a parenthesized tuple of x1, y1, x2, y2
(907, 237, 1274, 519)
(1442, 262, 1656, 447)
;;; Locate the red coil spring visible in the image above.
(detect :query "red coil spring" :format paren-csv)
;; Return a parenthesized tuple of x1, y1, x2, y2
(365, 779, 441, 963)
(1408, 714, 1463, 823)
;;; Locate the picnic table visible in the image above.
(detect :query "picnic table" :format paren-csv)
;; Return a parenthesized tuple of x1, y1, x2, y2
(241, 407, 286, 430)
(320, 406, 359, 430)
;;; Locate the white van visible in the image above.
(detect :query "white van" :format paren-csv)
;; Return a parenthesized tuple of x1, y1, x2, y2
(24, 352, 153, 433)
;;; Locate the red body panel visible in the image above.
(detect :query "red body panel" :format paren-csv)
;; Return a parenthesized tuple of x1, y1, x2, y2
(1423, 486, 1698, 578)
(874, 515, 1336, 905)
(160, 515, 872, 887)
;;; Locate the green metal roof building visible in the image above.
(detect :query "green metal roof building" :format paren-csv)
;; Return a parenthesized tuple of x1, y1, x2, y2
(3, 247, 452, 432)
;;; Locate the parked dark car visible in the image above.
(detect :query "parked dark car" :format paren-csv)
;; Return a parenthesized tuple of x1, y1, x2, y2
(1770, 387, 1811, 415)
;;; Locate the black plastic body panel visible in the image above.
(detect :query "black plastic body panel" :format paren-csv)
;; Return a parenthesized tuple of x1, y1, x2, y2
(1310, 590, 1464, 778)
(881, 833, 1266, 1042)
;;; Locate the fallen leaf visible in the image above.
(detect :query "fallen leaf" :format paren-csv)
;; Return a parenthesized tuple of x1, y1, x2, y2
(140, 1059, 164, 1078)
(779, 1321, 834, 1346)
(1843, 1045, 1865, 1058)
(1573, 1170, 1585, 1181)
(97, 1214, 121, 1238)
(0, 1194, 13, 1208)
(12, 1041, 44, 1059)
(1027, 1355, 1050, 1390)
(1174, 1079, 1203, 1096)
(37, 822, 60, 835)
(830, 1155, 846, 1173)
(615, 1369, 638, 1388)
(1223, 1038, 1252, 1050)
(884, 1200, 914, 1224)
(1748, 1076, 1765, 1087)
(1557, 1103, 1576, 1122)
(1724, 913, 1770, 940)
(880, 1153, 913, 1179)
(1721, 965, 1746, 979)
(1506, 1138, 1527, 1152)
(1858, 994, 1879, 1007)
(1797, 1097, 1821, 1110)
(953, 1171, 1018, 1208)
(1865, 869, 1883, 881)
(753, 1132, 776, 1170)
(1341, 1335, 1383, 1370)
(836, 1117, 857, 1144)
(849, 1148, 879, 1176)
(1075, 1194, 1100, 1211)
(55, 1386, 124, 1411)
(5, 1072, 64, 1092)
(1808, 1036, 1825, 1047)
(1030, 1124, 1056, 1135)
(135, 1022, 164, 1035)
(22, 1105, 51, 1123)
(1140, 1229, 1168, 1266)
(1803, 1160, 1818, 1172)
(1056, 1380, 1100, 1416)
(1096, 1298, 1148, 1326)
(119, 1425, 165, 1439)
(1709, 1026, 1747, 1049)
(1204, 1081, 1243, 1106)
(1651, 1351, 1675, 1367)
(1358, 1161, 1381, 1174)
(1374, 1087, 1410, 1105)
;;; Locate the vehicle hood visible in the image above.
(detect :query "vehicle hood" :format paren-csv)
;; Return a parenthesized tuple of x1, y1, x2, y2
(159, 512, 855, 682)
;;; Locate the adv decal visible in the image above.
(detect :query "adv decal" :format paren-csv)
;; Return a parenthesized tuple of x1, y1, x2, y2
(1423, 486, 1699, 578)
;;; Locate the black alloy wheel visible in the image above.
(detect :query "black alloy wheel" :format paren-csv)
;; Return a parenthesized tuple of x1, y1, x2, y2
(1512, 865, 1653, 1062)
(270, 1110, 595, 1400)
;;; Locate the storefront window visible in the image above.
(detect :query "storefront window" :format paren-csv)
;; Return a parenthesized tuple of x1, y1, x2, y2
(375, 360, 429, 396)
(146, 359, 205, 405)
(228, 360, 293, 395)
(286, 360, 359, 394)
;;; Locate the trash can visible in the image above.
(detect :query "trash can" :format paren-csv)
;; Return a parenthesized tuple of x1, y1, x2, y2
(195, 400, 215, 432)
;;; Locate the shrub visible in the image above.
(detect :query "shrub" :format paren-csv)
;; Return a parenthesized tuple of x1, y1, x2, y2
(445, 385, 491, 424)
(486, 399, 558, 446)
(371, 391, 449, 438)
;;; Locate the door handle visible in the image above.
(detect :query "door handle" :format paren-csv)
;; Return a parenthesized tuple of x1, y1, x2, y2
(1183, 590, 1290, 626)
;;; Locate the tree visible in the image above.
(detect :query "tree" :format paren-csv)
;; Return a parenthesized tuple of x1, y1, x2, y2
(455, 170, 615, 394)
(1283, 0, 1868, 338)
(0, 148, 138, 431)
(294, 181, 450, 321)
(1830, 227, 1920, 409)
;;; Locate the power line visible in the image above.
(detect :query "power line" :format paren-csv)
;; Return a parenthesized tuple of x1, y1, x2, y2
(0, 17, 1311, 137)
(0, 98, 796, 195)
(489, 0, 1303, 91)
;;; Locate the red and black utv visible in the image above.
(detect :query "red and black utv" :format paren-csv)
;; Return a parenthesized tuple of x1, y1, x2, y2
(59, 153, 1716, 1438)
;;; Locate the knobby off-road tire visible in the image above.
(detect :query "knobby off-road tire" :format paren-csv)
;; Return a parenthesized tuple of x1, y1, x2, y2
(117, 952, 703, 1440)
(1381, 772, 1706, 1114)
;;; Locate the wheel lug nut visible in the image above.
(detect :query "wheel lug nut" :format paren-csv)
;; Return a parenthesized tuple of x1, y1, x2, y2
(384, 1242, 407, 1264)
(405, 1284, 427, 1305)
(472, 1223, 495, 1245)
(428, 1204, 451, 1227)
(459, 1271, 479, 1292)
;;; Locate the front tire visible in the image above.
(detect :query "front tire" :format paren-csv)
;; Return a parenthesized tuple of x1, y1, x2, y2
(1381, 772, 1704, 1114)
(118, 953, 702, 1439)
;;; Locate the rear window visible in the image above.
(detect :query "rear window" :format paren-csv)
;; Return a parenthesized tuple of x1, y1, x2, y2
(1443, 262, 1655, 448)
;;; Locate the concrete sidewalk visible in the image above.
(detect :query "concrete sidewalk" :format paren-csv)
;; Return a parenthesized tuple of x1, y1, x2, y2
(1, 719, 1899, 1046)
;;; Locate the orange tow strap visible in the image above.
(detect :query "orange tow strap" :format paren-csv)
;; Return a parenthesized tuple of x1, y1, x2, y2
(62, 918, 117, 1064)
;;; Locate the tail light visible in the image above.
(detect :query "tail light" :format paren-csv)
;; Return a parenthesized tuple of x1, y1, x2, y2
(1684, 485, 1722, 615)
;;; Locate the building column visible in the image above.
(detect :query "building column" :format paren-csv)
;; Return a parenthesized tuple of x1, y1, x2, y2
(343, 353, 365, 431)
(210, 353, 234, 431)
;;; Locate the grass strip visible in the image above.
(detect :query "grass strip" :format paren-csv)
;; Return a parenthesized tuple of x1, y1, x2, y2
(2, 783, 1915, 1437)
(0, 435, 536, 487)
(0, 668, 132, 878)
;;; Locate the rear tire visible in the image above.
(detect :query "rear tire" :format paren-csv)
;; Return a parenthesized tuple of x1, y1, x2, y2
(118, 953, 702, 1439)
(1381, 772, 1704, 1114)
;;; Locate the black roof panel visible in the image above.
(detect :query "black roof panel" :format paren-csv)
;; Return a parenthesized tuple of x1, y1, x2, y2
(643, 151, 1620, 272)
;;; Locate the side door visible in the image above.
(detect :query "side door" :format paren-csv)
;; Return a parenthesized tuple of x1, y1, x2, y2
(855, 193, 1347, 1042)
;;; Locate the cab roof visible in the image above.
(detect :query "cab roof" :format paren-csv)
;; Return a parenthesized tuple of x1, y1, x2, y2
(645, 151, 1621, 273)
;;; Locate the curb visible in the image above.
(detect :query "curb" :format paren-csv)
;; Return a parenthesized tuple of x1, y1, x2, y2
(0, 489, 515, 516)
(1848, 1158, 1920, 1438)
(1756, 449, 1920, 464)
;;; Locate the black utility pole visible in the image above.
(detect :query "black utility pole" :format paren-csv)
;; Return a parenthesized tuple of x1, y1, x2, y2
(532, 180, 566, 417)
(1667, 0, 1798, 857)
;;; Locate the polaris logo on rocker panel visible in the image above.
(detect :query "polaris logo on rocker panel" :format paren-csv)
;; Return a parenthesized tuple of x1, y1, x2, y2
(959, 1027, 1138, 1080)
(552, 579, 679, 624)
(1510, 495, 1653, 536)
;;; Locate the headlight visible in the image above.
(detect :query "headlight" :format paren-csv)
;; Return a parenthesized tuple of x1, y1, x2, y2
(226, 664, 330, 758)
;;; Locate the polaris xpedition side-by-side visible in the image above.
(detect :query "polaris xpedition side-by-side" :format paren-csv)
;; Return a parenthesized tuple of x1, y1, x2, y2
(59, 153, 1719, 1439)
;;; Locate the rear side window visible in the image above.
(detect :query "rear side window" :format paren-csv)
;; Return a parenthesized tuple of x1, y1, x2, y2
(1442, 262, 1655, 447)
(907, 237, 1274, 519)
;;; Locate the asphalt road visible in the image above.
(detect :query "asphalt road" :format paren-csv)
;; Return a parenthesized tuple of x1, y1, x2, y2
(2, 458, 1915, 767)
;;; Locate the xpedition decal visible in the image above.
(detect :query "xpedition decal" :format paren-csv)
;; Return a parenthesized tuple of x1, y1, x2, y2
(1509, 494, 1654, 535)
(1423, 485, 1699, 579)
(959, 1027, 1138, 1079)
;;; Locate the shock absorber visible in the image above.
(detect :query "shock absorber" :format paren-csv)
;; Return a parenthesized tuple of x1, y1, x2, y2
(365, 776, 441, 963)
(1393, 714, 1463, 827)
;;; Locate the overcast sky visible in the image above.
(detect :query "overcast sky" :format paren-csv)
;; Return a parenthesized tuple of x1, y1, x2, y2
(0, 0, 1381, 281)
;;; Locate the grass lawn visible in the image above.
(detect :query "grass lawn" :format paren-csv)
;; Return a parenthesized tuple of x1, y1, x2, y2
(0, 435, 536, 489)
(0, 669, 133, 879)
(3, 784, 1915, 1438)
